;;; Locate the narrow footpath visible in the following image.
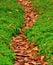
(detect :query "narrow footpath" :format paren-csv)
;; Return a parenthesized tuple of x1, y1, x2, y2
(11, 0, 48, 65)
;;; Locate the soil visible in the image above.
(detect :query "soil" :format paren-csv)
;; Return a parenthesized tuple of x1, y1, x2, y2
(11, 0, 48, 65)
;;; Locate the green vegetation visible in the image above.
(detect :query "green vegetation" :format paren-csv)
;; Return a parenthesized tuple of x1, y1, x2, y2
(0, 0, 53, 65)
(0, 0, 24, 65)
(25, 0, 53, 65)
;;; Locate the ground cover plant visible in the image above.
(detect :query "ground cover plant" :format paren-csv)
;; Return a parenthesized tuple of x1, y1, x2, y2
(0, 0, 24, 65)
(25, 0, 53, 65)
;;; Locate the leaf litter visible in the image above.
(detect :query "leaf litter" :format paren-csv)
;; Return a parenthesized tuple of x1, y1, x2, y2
(11, 0, 48, 65)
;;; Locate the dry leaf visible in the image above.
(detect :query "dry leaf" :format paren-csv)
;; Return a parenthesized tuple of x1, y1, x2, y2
(11, 0, 47, 65)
